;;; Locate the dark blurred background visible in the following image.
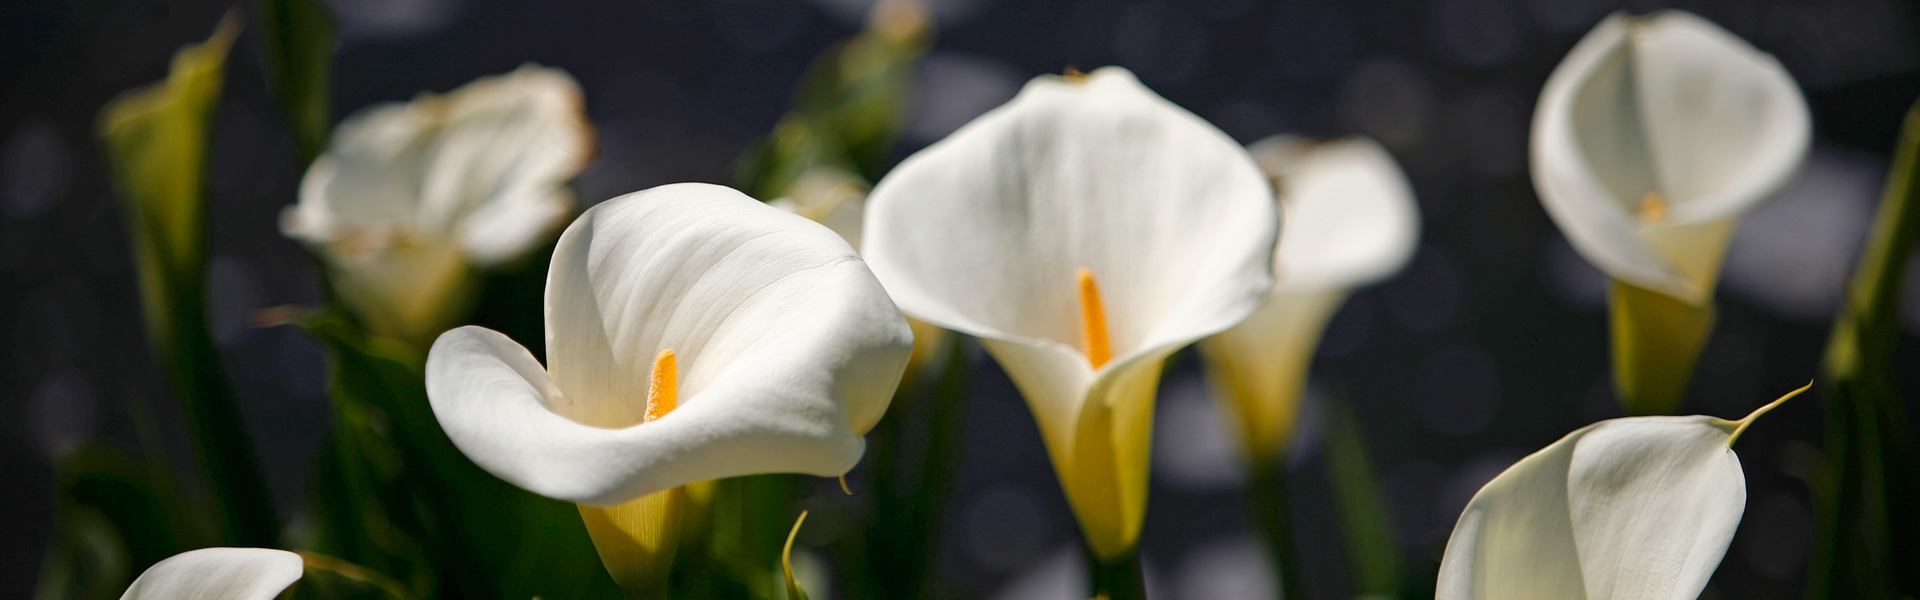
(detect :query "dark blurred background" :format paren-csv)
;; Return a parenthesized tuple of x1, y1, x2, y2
(4, 0, 1919, 598)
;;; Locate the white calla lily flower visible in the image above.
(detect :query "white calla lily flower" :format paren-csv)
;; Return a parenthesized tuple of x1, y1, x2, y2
(770, 166, 952, 381)
(282, 64, 593, 345)
(121, 548, 303, 600)
(1437, 384, 1806, 600)
(1534, 10, 1809, 302)
(862, 66, 1279, 559)
(769, 167, 869, 251)
(1532, 11, 1809, 414)
(1198, 135, 1419, 463)
(424, 183, 910, 586)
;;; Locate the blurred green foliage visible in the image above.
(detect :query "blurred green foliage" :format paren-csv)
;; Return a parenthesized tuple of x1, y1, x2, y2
(253, 0, 335, 165)
(96, 12, 280, 550)
(298, 311, 623, 599)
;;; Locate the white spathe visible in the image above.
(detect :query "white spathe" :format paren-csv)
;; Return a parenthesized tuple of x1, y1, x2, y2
(861, 66, 1278, 558)
(121, 548, 303, 600)
(1436, 416, 1754, 600)
(1532, 10, 1810, 305)
(1254, 136, 1419, 295)
(425, 183, 912, 506)
(1198, 136, 1418, 461)
(281, 64, 593, 343)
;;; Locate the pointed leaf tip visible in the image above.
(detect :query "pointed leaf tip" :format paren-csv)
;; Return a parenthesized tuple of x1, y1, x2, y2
(1726, 380, 1812, 446)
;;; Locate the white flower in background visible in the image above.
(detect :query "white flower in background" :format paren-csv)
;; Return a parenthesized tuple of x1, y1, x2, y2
(769, 167, 869, 250)
(862, 66, 1278, 560)
(1531, 11, 1809, 414)
(120, 548, 302, 600)
(771, 166, 951, 381)
(1436, 384, 1806, 600)
(281, 64, 593, 345)
(1197, 135, 1418, 464)
(425, 183, 911, 590)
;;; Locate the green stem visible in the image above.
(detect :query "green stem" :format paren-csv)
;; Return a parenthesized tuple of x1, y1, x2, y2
(863, 333, 971, 599)
(1323, 396, 1402, 597)
(163, 281, 280, 547)
(1087, 549, 1148, 600)
(1245, 461, 1304, 600)
(1808, 98, 1920, 599)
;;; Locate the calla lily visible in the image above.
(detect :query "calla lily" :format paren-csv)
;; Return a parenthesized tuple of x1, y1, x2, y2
(1436, 384, 1806, 600)
(282, 64, 594, 346)
(1531, 10, 1810, 414)
(121, 548, 303, 600)
(770, 165, 951, 381)
(121, 548, 411, 600)
(861, 66, 1279, 561)
(1197, 135, 1419, 464)
(768, 167, 869, 251)
(425, 183, 912, 589)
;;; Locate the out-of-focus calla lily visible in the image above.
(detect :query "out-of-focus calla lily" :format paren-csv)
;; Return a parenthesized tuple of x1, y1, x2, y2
(282, 64, 594, 346)
(861, 66, 1278, 560)
(771, 166, 951, 382)
(769, 167, 869, 251)
(1436, 384, 1807, 600)
(121, 548, 303, 600)
(1531, 11, 1810, 415)
(424, 183, 911, 589)
(1198, 135, 1418, 464)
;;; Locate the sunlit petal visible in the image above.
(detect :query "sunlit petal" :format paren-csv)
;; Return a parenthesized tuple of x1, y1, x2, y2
(121, 548, 303, 600)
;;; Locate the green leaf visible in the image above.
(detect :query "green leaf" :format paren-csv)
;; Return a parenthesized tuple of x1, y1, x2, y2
(251, 0, 336, 165)
(295, 312, 621, 599)
(55, 444, 208, 569)
(97, 12, 280, 548)
(35, 443, 210, 600)
(284, 553, 416, 600)
(1324, 396, 1402, 597)
(304, 392, 436, 599)
(1808, 98, 1920, 600)
(33, 506, 130, 600)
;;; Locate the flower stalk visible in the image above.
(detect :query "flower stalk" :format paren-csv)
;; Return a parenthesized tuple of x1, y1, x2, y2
(1244, 461, 1303, 600)
(1088, 550, 1147, 600)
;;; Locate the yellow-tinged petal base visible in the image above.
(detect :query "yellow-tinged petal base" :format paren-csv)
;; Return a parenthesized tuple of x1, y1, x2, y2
(579, 348, 685, 597)
(1196, 288, 1349, 463)
(1060, 359, 1162, 560)
(580, 490, 684, 598)
(1609, 278, 1715, 416)
(327, 237, 475, 348)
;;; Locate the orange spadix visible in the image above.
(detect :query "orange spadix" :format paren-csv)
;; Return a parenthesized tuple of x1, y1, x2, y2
(1078, 268, 1112, 369)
